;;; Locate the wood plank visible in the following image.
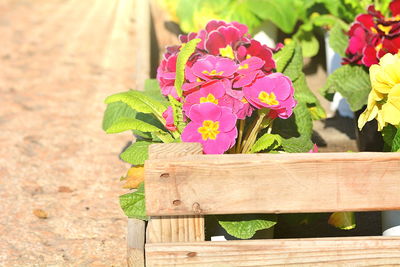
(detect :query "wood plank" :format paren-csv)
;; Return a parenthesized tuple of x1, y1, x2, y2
(145, 152, 400, 216)
(146, 237, 400, 266)
(127, 218, 145, 267)
(146, 143, 205, 243)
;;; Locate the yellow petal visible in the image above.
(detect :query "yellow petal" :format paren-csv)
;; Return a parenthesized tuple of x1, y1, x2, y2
(382, 102, 400, 126)
(123, 166, 145, 189)
(388, 84, 400, 110)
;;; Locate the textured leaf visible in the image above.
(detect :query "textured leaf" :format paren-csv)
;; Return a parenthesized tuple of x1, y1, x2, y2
(321, 65, 370, 111)
(250, 134, 281, 153)
(382, 125, 397, 151)
(273, 41, 296, 73)
(392, 128, 400, 152)
(328, 22, 349, 57)
(105, 90, 167, 122)
(174, 38, 201, 97)
(297, 30, 319, 58)
(281, 136, 314, 153)
(247, 0, 299, 33)
(106, 117, 165, 134)
(143, 79, 168, 104)
(120, 141, 152, 165)
(168, 95, 186, 133)
(328, 212, 356, 230)
(294, 73, 326, 120)
(282, 44, 303, 82)
(217, 214, 277, 239)
(102, 102, 137, 131)
(119, 183, 147, 220)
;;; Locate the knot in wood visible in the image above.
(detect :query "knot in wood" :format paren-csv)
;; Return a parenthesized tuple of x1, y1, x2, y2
(172, 199, 181, 206)
(186, 251, 197, 258)
(192, 202, 202, 214)
(160, 172, 170, 179)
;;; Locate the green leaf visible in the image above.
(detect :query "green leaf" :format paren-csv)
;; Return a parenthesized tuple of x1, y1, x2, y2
(294, 73, 326, 120)
(174, 38, 201, 97)
(217, 214, 277, 239)
(106, 117, 166, 134)
(282, 43, 304, 82)
(120, 141, 152, 165)
(321, 65, 371, 111)
(247, 0, 299, 33)
(382, 125, 397, 151)
(143, 79, 168, 104)
(281, 135, 314, 153)
(105, 90, 167, 123)
(392, 128, 400, 152)
(328, 21, 349, 57)
(295, 30, 319, 58)
(168, 96, 186, 133)
(119, 183, 147, 220)
(102, 102, 137, 131)
(273, 41, 296, 73)
(250, 134, 281, 153)
(328, 212, 356, 230)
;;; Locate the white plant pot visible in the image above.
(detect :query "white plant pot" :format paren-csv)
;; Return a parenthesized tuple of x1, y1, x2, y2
(253, 21, 278, 48)
(324, 33, 354, 119)
(382, 211, 400, 236)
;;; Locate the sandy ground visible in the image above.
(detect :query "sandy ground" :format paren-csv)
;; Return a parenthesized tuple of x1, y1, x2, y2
(0, 0, 138, 265)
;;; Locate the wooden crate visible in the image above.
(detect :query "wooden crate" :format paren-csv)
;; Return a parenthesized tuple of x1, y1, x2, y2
(127, 143, 400, 266)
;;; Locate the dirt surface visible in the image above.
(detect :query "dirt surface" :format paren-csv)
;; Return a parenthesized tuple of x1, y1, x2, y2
(0, 0, 137, 265)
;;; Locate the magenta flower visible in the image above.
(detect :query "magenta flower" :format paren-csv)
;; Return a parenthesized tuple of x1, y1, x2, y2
(308, 144, 319, 153)
(189, 55, 238, 82)
(162, 106, 177, 131)
(243, 73, 296, 119)
(183, 79, 229, 114)
(181, 103, 237, 154)
(237, 40, 276, 72)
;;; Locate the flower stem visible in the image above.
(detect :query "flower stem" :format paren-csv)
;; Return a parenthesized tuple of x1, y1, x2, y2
(236, 120, 245, 153)
(241, 109, 270, 153)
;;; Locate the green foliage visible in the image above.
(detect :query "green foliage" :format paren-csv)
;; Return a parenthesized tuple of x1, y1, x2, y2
(328, 21, 349, 57)
(273, 42, 296, 73)
(106, 117, 166, 134)
(250, 134, 281, 153)
(102, 102, 137, 131)
(105, 90, 167, 123)
(120, 141, 152, 165)
(321, 65, 371, 111)
(392, 128, 400, 152)
(328, 212, 356, 230)
(217, 214, 277, 239)
(382, 125, 397, 151)
(168, 95, 186, 133)
(143, 79, 169, 104)
(174, 38, 201, 97)
(119, 183, 147, 220)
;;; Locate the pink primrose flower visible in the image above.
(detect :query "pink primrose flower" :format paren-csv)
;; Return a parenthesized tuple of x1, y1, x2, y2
(237, 40, 276, 72)
(308, 144, 319, 153)
(243, 73, 296, 119)
(181, 102, 238, 154)
(189, 55, 238, 81)
(162, 106, 177, 131)
(183, 79, 229, 114)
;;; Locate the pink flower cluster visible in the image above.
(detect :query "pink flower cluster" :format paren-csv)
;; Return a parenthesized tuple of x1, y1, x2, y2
(344, 0, 400, 67)
(158, 20, 296, 154)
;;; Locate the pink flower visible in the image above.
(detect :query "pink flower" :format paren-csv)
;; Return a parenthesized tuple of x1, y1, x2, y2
(243, 73, 296, 119)
(162, 106, 177, 131)
(183, 79, 229, 114)
(157, 46, 179, 98)
(237, 40, 276, 72)
(308, 144, 319, 153)
(181, 103, 237, 154)
(188, 55, 238, 82)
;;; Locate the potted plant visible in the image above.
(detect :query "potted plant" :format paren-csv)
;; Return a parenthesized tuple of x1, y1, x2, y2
(103, 20, 374, 240)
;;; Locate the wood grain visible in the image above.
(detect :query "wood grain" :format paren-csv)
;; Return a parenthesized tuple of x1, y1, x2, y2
(146, 143, 205, 243)
(127, 218, 145, 267)
(145, 152, 400, 216)
(146, 237, 400, 266)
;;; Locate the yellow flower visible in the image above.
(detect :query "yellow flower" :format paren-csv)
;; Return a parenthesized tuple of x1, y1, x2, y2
(358, 53, 400, 131)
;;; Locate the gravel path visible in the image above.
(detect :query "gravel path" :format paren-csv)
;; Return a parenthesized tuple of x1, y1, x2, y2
(0, 0, 137, 265)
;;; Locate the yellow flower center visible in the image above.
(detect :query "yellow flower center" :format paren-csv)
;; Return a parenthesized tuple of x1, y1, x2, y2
(198, 120, 220, 140)
(378, 24, 392, 35)
(200, 93, 219, 104)
(239, 63, 249, 70)
(246, 54, 252, 59)
(258, 91, 279, 106)
(219, 45, 235, 59)
(202, 69, 224, 76)
(371, 27, 378, 34)
(241, 97, 248, 104)
(375, 43, 383, 51)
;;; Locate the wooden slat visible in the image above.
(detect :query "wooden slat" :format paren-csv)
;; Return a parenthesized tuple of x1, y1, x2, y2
(146, 143, 205, 243)
(146, 237, 400, 266)
(127, 218, 145, 267)
(145, 152, 400, 216)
